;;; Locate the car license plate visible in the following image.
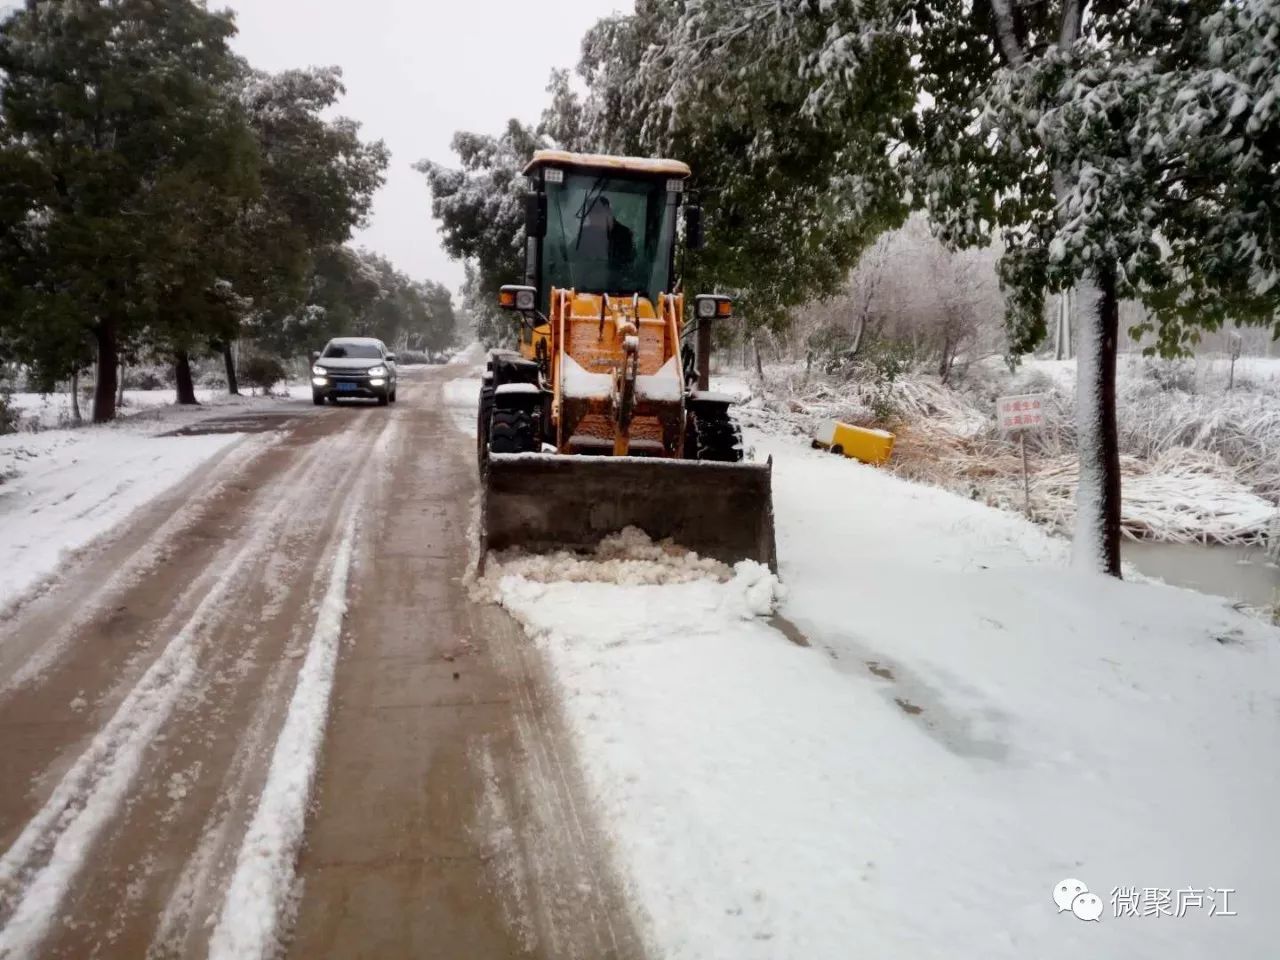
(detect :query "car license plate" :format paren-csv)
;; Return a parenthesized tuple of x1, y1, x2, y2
(337, 382, 357, 392)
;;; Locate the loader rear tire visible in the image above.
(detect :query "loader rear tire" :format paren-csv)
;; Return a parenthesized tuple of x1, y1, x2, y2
(489, 409, 537, 454)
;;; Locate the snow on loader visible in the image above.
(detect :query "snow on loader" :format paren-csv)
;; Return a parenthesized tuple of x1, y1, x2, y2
(476, 150, 777, 571)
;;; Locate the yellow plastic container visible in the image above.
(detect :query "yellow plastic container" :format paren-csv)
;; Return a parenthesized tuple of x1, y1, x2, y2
(814, 419, 895, 466)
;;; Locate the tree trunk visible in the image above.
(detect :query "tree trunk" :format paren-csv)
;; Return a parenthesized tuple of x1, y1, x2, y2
(92, 322, 119, 423)
(222, 341, 239, 395)
(753, 338, 764, 383)
(70, 371, 82, 424)
(1071, 268, 1122, 578)
(1055, 290, 1073, 360)
(116, 361, 125, 408)
(175, 349, 198, 405)
(849, 311, 866, 357)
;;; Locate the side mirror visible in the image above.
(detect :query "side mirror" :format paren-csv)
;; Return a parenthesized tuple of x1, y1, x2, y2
(525, 192, 547, 239)
(309, 350, 320, 363)
(684, 204, 704, 250)
(385, 352, 397, 363)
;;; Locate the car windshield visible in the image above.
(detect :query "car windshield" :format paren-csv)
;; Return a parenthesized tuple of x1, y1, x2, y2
(323, 342, 381, 359)
(542, 171, 679, 304)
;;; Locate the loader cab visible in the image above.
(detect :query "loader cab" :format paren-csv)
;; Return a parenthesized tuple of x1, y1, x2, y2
(522, 151, 694, 315)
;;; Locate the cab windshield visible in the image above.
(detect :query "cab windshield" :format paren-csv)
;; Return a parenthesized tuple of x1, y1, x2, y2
(542, 171, 678, 303)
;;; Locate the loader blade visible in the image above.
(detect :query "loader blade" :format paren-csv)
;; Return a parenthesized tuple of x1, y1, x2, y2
(481, 454, 778, 572)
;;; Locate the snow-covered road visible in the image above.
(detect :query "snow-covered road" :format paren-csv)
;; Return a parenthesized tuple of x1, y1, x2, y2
(0, 369, 641, 959)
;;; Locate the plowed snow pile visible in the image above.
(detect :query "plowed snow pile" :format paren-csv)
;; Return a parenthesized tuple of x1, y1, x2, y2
(484, 527, 732, 585)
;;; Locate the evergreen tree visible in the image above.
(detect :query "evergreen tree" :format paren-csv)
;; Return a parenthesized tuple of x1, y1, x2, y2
(0, 0, 248, 421)
(225, 66, 388, 386)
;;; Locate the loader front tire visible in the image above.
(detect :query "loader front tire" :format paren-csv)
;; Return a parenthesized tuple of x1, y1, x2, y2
(477, 384, 495, 467)
(688, 409, 743, 463)
(489, 409, 537, 455)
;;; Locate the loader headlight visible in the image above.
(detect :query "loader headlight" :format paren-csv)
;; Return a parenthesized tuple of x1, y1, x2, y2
(499, 284, 537, 311)
(312, 364, 327, 376)
(694, 294, 733, 320)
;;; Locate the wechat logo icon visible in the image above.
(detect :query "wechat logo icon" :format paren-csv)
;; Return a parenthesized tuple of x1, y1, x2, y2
(1054, 879, 1102, 921)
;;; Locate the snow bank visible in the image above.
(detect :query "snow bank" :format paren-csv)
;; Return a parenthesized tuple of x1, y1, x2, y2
(484, 433, 1280, 960)
(7, 386, 312, 432)
(734, 355, 1280, 545)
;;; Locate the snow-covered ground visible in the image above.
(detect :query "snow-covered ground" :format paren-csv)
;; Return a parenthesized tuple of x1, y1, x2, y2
(0, 389, 309, 612)
(463, 383, 1280, 957)
(8, 385, 311, 432)
(717, 354, 1280, 546)
(442, 377, 483, 437)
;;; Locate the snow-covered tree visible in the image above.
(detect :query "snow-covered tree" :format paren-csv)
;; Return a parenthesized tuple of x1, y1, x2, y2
(796, 215, 1006, 379)
(225, 66, 388, 387)
(415, 120, 542, 346)
(635, 0, 1278, 574)
(913, 0, 1280, 575)
(570, 2, 914, 328)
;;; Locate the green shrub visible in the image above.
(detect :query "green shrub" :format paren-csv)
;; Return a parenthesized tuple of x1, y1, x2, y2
(241, 354, 287, 395)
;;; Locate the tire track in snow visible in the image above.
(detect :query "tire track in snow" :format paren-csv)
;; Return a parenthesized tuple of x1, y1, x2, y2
(205, 512, 357, 960)
(207, 412, 396, 960)
(0, 431, 339, 958)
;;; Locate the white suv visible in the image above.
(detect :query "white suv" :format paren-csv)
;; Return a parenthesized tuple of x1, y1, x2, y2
(311, 337, 398, 406)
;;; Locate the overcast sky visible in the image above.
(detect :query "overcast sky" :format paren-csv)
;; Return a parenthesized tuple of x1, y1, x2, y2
(228, 0, 628, 295)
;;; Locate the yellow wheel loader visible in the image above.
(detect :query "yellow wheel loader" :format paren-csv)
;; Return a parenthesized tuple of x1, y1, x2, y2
(477, 150, 776, 570)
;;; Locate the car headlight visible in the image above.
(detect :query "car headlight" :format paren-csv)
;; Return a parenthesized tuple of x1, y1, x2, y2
(367, 365, 388, 377)
(312, 364, 327, 376)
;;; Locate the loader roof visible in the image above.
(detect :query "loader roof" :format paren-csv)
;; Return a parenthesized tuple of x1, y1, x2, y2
(524, 150, 691, 178)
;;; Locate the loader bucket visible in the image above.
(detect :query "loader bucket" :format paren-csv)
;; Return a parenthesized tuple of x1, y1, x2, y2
(481, 454, 778, 572)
